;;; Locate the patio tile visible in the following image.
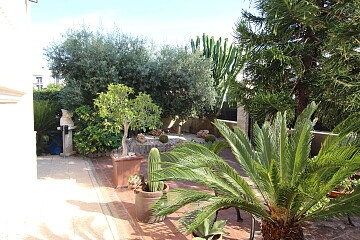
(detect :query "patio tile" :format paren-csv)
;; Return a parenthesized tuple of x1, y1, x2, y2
(90, 149, 360, 240)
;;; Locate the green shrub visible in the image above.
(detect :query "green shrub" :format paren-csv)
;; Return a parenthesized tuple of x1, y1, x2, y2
(158, 134, 169, 143)
(74, 105, 122, 155)
(33, 100, 60, 155)
(33, 100, 59, 132)
(33, 85, 62, 102)
(204, 134, 216, 142)
(59, 84, 85, 111)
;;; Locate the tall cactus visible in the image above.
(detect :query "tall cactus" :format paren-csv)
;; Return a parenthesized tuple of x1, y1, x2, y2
(191, 33, 245, 116)
(147, 148, 164, 192)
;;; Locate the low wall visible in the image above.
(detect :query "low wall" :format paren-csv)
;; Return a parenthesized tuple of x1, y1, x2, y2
(311, 131, 338, 156)
(161, 118, 237, 137)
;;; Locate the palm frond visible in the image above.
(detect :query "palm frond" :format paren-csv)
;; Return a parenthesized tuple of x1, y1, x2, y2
(184, 197, 271, 234)
(266, 159, 281, 204)
(213, 120, 260, 188)
(295, 147, 360, 216)
(274, 111, 290, 182)
(158, 142, 262, 204)
(204, 141, 230, 155)
(301, 188, 360, 222)
(253, 121, 273, 169)
(152, 188, 215, 217)
(288, 102, 317, 185)
(318, 112, 360, 156)
(151, 102, 360, 236)
(247, 159, 277, 204)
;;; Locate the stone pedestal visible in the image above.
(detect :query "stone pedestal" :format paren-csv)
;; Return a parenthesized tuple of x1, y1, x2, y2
(57, 125, 77, 156)
(237, 105, 249, 134)
(58, 109, 76, 157)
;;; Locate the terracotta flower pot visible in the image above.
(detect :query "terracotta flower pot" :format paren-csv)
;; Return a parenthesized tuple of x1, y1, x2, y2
(110, 153, 143, 188)
(329, 190, 343, 199)
(134, 184, 169, 223)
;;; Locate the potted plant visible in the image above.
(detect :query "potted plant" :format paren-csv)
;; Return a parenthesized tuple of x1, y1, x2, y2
(151, 102, 360, 240)
(94, 84, 162, 187)
(183, 211, 227, 240)
(128, 147, 169, 223)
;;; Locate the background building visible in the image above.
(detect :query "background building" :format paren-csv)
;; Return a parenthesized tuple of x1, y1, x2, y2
(32, 63, 63, 90)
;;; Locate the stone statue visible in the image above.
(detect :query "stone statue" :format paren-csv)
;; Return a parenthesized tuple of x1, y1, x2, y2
(60, 109, 74, 127)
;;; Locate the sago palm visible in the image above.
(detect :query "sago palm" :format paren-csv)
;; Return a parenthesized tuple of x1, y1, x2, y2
(152, 102, 360, 240)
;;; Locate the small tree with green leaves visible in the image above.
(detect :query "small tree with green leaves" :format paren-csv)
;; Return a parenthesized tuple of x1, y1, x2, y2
(94, 84, 162, 157)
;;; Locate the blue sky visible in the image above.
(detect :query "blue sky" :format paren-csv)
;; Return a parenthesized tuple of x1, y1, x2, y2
(30, 0, 251, 65)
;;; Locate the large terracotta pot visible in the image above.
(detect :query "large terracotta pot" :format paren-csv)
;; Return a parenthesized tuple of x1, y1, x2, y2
(110, 153, 143, 188)
(134, 184, 169, 223)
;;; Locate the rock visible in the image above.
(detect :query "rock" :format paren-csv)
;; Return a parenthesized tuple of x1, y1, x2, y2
(148, 129, 164, 136)
(196, 130, 209, 138)
(192, 138, 205, 144)
(136, 133, 147, 143)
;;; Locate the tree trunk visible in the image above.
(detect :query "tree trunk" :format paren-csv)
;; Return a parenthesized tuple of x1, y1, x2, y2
(261, 219, 304, 240)
(295, 19, 321, 118)
(295, 80, 309, 117)
(121, 120, 130, 157)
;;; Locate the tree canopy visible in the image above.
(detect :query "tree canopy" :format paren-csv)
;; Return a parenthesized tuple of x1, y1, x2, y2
(143, 45, 216, 120)
(234, 0, 360, 128)
(44, 26, 216, 120)
(45, 27, 151, 110)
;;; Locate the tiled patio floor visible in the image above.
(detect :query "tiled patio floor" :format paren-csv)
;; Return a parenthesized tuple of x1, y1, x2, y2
(90, 149, 360, 240)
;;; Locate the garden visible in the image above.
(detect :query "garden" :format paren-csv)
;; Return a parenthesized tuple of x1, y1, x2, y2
(33, 1, 360, 239)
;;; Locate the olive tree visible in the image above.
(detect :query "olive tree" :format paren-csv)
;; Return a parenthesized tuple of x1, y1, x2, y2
(45, 27, 218, 121)
(44, 26, 151, 110)
(142, 45, 216, 120)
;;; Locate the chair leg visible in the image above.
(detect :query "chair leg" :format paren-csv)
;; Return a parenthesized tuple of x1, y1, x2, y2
(235, 208, 243, 222)
(347, 214, 355, 226)
(250, 215, 256, 240)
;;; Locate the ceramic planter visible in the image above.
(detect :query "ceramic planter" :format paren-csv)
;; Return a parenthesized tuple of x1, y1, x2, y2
(110, 153, 143, 188)
(134, 184, 169, 223)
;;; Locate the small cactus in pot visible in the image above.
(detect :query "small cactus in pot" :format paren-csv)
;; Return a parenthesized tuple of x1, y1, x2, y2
(128, 147, 165, 192)
(147, 148, 164, 192)
(131, 147, 168, 223)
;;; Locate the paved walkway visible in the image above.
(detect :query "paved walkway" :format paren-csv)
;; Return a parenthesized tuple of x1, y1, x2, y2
(91, 149, 360, 240)
(6, 155, 132, 240)
(3, 152, 358, 239)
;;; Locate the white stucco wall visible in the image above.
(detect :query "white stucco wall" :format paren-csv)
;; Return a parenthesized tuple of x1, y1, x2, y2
(0, 1, 37, 237)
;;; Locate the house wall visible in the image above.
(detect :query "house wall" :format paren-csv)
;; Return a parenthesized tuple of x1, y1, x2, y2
(32, 65, 63, 90)
(0, 0, 37, 236)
